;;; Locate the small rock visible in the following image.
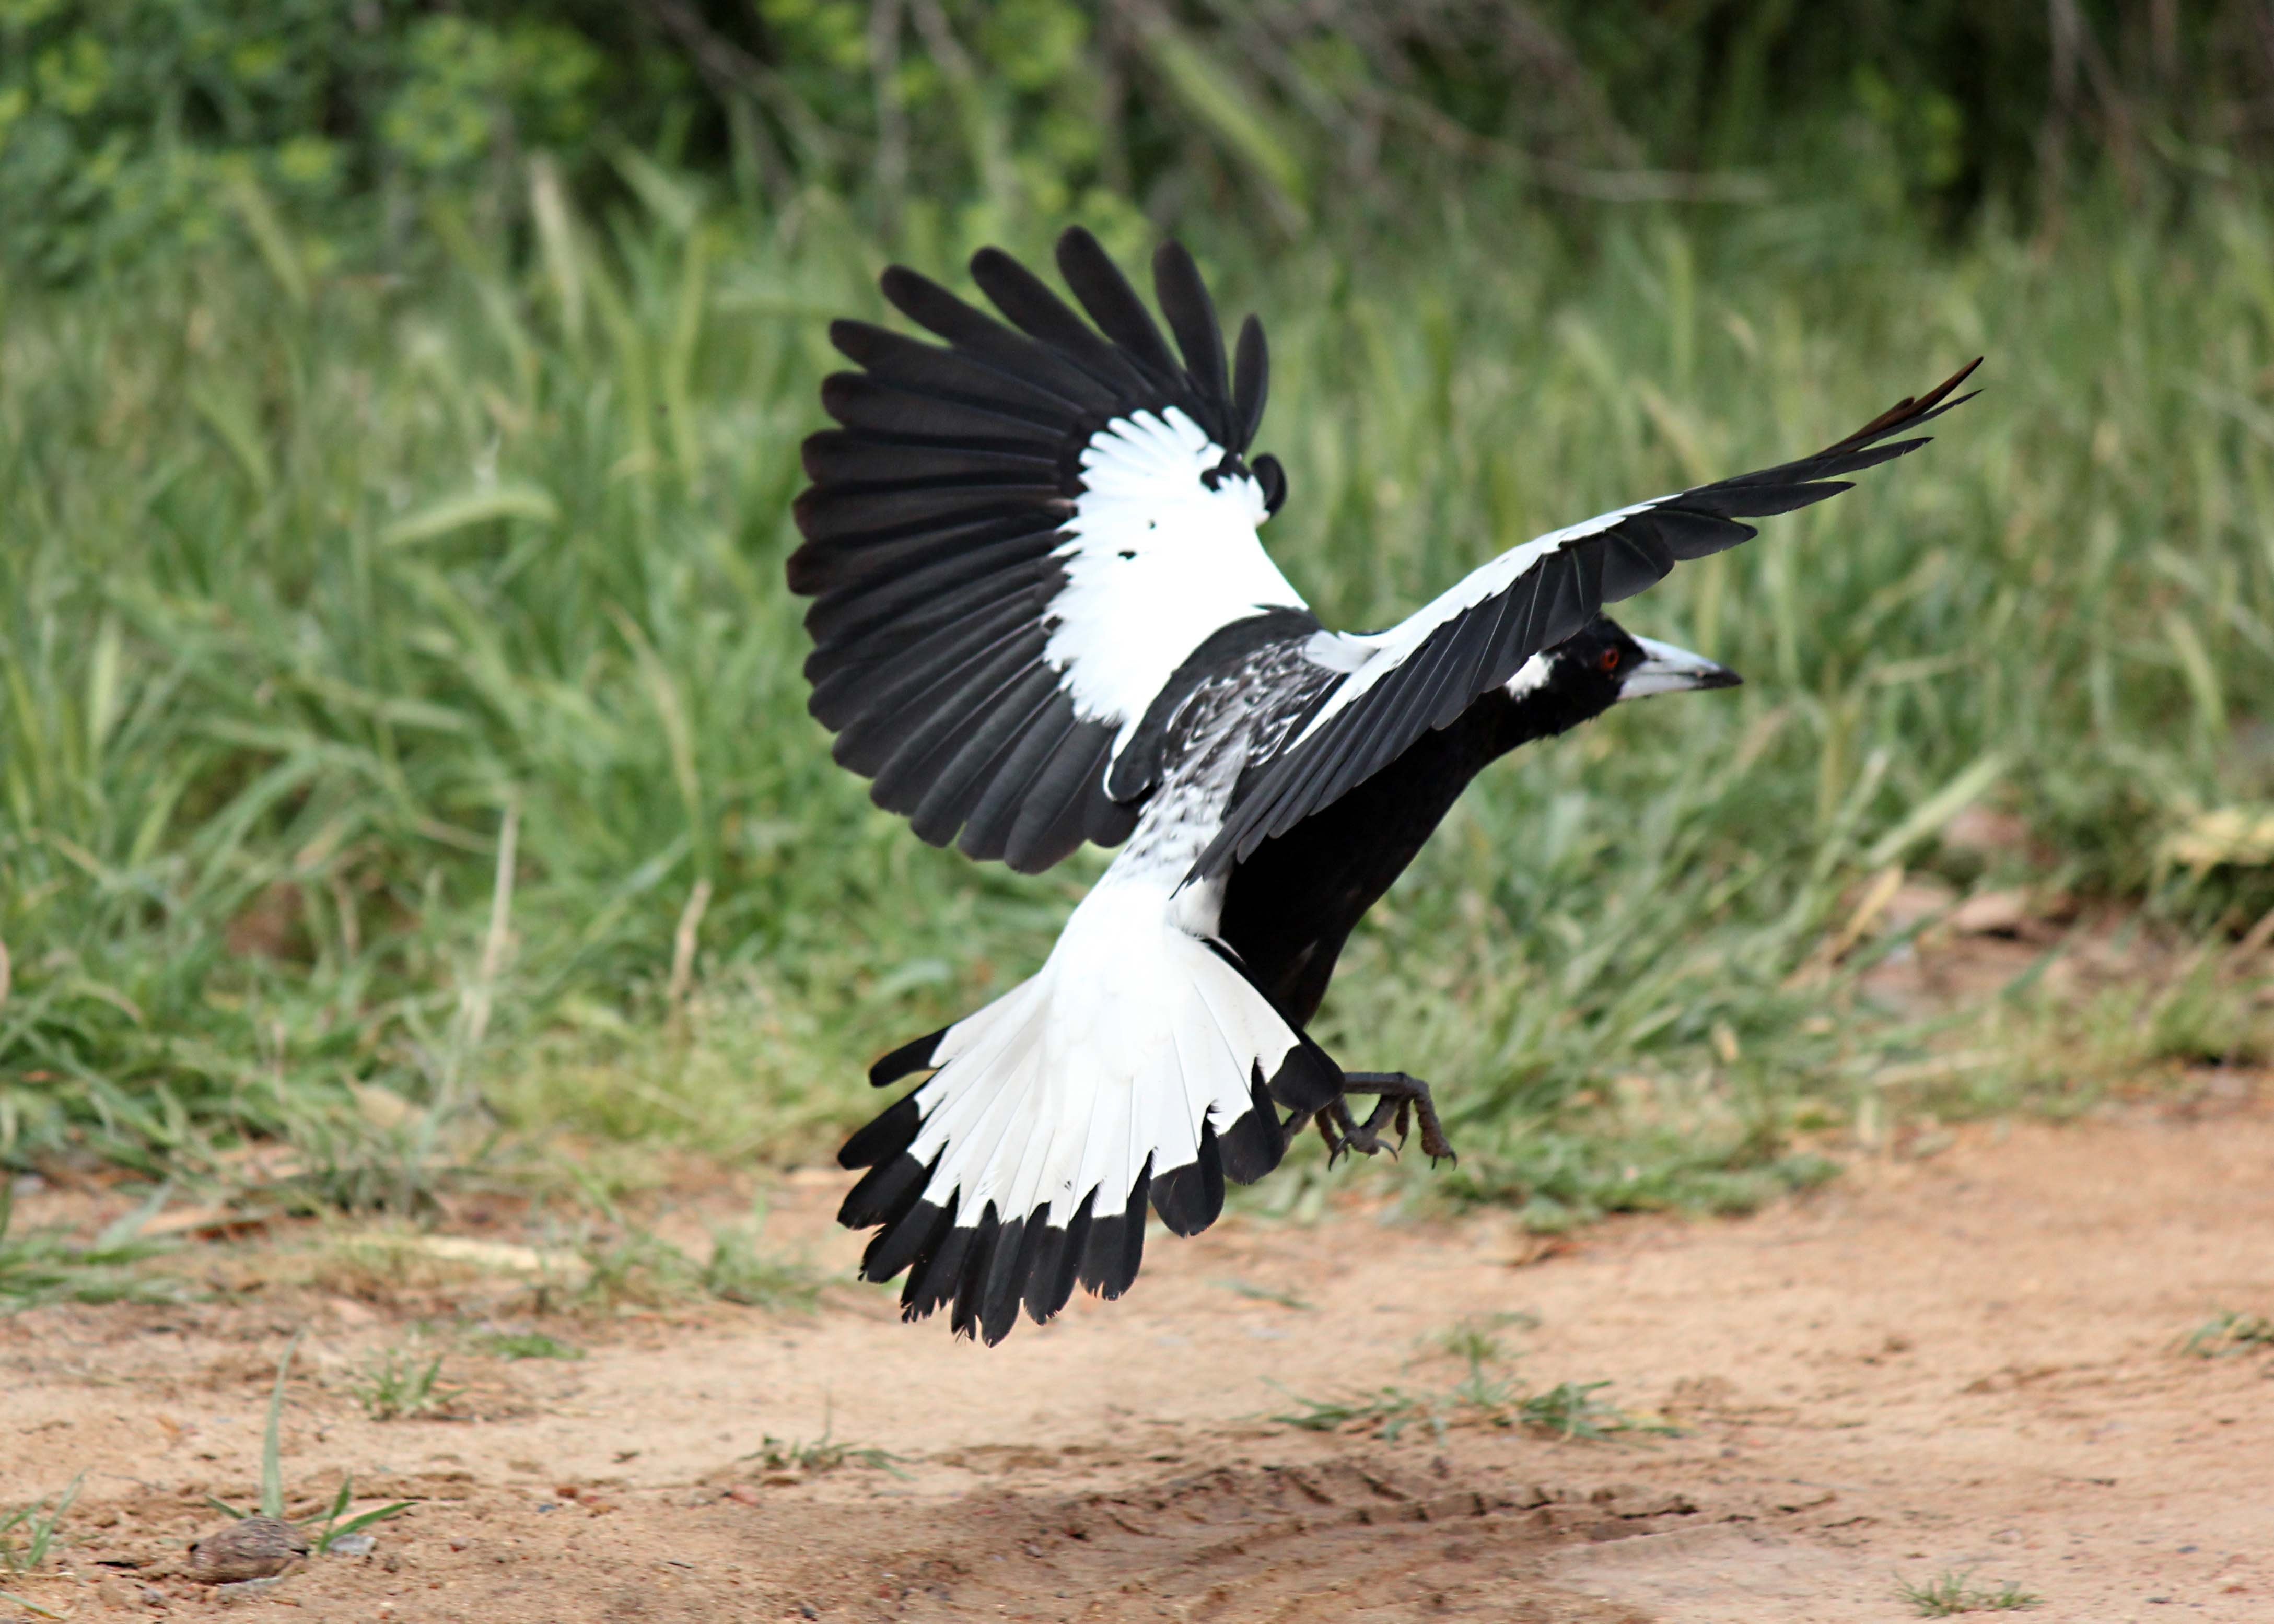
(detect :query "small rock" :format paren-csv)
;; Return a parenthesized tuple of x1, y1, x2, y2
(139, 1585, 171, 1608)
(1941, 805, 2029, 856)
(188, 1516, 311, 1583)
(726, 1484, 762, 1506)
(325, 1533, 377, 1559)
(1951, 889, 2027, 937)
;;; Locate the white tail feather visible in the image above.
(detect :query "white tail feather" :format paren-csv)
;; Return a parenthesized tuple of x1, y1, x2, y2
(907, 872, 1295, 1227)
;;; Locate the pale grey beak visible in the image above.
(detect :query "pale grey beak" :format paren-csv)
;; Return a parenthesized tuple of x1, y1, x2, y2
(1618, 636, 1742, 700)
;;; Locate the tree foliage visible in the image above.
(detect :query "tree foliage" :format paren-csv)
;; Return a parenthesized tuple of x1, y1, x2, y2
(2, 0, 2267, 279)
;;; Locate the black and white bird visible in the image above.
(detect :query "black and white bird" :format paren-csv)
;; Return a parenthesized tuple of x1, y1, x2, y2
(790, 228, 1975, 1344)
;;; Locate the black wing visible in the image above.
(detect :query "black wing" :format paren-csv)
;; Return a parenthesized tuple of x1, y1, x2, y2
(1193, 360, 1983, 877)
(789, 228, 1308, 875)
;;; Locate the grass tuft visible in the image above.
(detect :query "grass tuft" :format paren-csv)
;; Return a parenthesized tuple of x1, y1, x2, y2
(1268, 1319, 1674, 1443)
(700, 1215, 824, 1312)
(1215, 1278, 1315, 1311)
(207, 1333, 415, 1548)
(2180, 1309, 2274, 1359)
(351, 1342, 462, 1422)
(0, 1184, 187, 1312)
(474, 1329, 585, 1361)
(1898, 1569, 2045, 1616)
(743, 1404, 907, 1480)
(0, 1475, 80, 1575)
(561, 1197, 821, 1315)
(302, 1475, 417, 1558)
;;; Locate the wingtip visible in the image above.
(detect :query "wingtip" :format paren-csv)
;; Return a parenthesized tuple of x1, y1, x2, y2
(1830, 356, 1987, 452)
(876, 262, 926, 304)
(1928, 355, 1983, 398)
(1915, 356, 1985, 414)
(1053, 223, 1108, 278)
(1151, 236, 1199, 282)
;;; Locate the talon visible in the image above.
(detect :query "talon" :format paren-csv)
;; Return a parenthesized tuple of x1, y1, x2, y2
(1340, 1071, 1462, 1170)
(1355, 1097, 1401, 1158)
(1327, 1099, 1390, 1159)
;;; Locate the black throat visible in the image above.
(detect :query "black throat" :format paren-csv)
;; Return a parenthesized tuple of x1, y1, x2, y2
(1216, 667, 1620, 1027)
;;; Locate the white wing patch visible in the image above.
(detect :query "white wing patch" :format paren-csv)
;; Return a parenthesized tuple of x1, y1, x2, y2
(1502, 651, 1553, 698)
(1045, 407, 1308, 756)
(1287, 495, 1671, 746)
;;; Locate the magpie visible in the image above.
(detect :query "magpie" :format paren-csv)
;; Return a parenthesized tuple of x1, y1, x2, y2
(789, 227, 1976, 1343)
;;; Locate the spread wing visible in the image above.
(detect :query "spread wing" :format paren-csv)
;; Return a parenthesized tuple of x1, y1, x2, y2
(1193, 359, 1983, 877)
(789, 228, 1312, 874)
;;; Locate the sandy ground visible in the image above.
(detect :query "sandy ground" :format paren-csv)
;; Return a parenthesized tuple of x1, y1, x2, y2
(5, 1089, 2272, 1624)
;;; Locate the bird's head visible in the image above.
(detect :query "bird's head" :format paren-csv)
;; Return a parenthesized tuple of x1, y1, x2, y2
(1502, 617, 1741, 730)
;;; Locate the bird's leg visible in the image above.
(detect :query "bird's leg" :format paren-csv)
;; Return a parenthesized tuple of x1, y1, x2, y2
(1338, 1072, 1457, 1166)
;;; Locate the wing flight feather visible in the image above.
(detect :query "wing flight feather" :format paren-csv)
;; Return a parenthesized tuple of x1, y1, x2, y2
(1193, 359, 1983, 877)
(790, 228, 1315, 873)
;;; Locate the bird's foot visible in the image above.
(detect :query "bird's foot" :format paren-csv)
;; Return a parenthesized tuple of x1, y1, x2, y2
(1310, 1098, 1393, 1165)
(1339, 1072, 1458, 1167)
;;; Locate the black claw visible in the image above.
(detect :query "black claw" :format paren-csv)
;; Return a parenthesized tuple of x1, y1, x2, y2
(1340, 1071, 1461, 1170)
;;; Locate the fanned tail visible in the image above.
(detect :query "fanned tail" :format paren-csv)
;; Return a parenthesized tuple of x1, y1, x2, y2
(836, 878, 1340, 1344)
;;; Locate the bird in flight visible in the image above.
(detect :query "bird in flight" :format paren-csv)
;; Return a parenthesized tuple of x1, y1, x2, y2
(790, 228, 1976, 1344)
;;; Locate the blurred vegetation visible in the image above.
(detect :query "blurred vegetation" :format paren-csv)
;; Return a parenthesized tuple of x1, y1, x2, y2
(5, 1, 2272, 279)
(3, 3, 2272, 1222)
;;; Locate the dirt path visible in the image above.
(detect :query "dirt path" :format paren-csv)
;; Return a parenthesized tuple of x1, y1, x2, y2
(6, 1094, 2271, 1623)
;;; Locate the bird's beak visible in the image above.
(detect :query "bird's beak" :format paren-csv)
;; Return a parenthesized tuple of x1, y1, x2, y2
(1618, 636, 1742, 701)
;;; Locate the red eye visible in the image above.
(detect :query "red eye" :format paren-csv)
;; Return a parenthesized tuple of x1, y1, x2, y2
(1599, 647, 1622, 673)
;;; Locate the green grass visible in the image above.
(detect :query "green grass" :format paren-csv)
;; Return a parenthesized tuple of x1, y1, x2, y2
(0, 1474, 79, 1575)
(1267, 1318, 1673, 1443)
(743, 1429, 907, 1480)
(474, 1329, 585, 1361)
(1898, 1570, 2045, 1616)
(208, 1333, 413, 1550)
(699, 1217, 825, 1312)
(2181, 1309, 2274, 1358)
(1215, 1278, 1315, 1311)
(4, 161, 2273, 1213)
(0, 1183, 187, 1311)
(556, 1195, 822, 1314)
(349, 1342, 461, 1421)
